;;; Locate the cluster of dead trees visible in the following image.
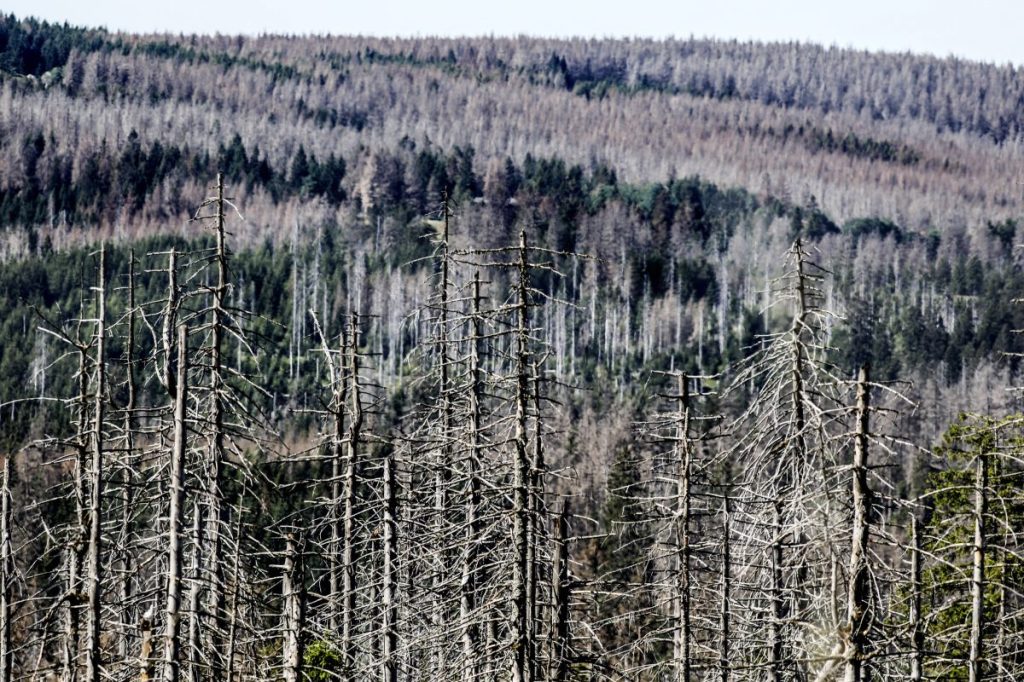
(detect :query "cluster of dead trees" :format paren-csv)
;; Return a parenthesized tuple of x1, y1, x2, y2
(1, 182, 1023, 682)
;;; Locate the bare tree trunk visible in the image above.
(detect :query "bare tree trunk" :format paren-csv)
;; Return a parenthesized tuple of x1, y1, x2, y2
(382, 449, 398, 682)
(163, 325, 188, 682)
(65, 347, 89, 682)
(342, 315, 363, 677)
(224, 506, 244, 682)
(140, 609, 155, 682)
(187, 502, 202, 682)
(909, 513, 923, 682)
(769, 501, 784, 682)
(512, 229, 533, 682)
(844, 365, 871, 682)
(433, 195, 452, 676)
(0, 456, 11, 682)
(206, 174, 229, 679)
(549, 501, 570, 682)
(528, 362, 545, 681)
(969, 449, 987, 682)
(282, 535, 305, 682)
(673, 374, 692, 682)
(330, 331, 349, 634)
(720, 495, 731, 682)
(86, 245, 106, 682)
(460, 272, 483, 681)
(119, 249, 138, 669)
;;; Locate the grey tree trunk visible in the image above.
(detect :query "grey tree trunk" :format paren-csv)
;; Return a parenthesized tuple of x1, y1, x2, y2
(909, 513, 923, 682)
(673, 374, 692, 682)
(341, 316, 363, 677)
(330, 331, 348, 634)
(512, 229, 534, 682)
(206, 173, 228, 678)
(844, 365, 871, 682)
(720, 495, 731, 682)
(118, 249, 137, 669)
(140, 609, 155, 682)
(0, 455, 11, 682)
(85, 245, 106, 682)
(281, 535, 305, 682)
(460, 272, 483, 681)
(163, 325, 188, 682)
(382, 449, 398, 682)
(549, 501, 570, 682)
(969, 449, 987, 682)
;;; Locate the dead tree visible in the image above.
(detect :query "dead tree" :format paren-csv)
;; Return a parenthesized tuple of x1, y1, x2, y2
(844, 365, 871, 682)
(341, 314, 363, 676)
(163, 325, 189, 682)
(969, 446, 988, 682)
(85, 245, 106, 682)
(281, 534, 305, 682)
(0, 455, 11, 682)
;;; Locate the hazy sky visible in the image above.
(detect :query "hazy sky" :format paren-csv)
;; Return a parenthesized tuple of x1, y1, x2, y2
(7, 0, 1024, 66)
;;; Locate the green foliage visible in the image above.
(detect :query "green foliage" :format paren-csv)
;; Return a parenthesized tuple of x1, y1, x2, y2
(303, 639, 342, 681)
(919, 414, 1024, 679)
(0, 14, 106, 78)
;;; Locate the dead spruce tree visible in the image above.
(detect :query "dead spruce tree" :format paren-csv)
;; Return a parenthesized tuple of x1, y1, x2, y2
(623, 370, 723, 680)
(723, 239, 848, 681)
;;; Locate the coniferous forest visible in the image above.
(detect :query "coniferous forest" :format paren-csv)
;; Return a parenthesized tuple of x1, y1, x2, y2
(2, 12, 1024, 681)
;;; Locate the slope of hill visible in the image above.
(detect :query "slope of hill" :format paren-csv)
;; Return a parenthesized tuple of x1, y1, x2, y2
(1, 15, 1024, 680)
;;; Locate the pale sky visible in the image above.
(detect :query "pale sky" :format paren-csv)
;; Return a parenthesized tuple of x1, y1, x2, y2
(6, 0, 1024, 66)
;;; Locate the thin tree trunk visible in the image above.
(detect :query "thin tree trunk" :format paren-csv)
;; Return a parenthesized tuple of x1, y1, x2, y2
(119, 249, 137, 669)
(330, 331, 349, 633)
(140, 609, 155, 682)
(85, 245, 106, 682)
(909, 514, 923, 682)
(433, 195, 452, 676)
(673, 374, 692, 682)
(341, 316, 362, 677)
(769, 501, 784, 682)
(65, 347, 89, 682)
(0, 456, 11, 682)
(206, 173, 228, 679)
(187, 502, 202, 682)
(720, 494, 731, 682)
(528, 362, 545, 681)
(224, 505, 244, 682)
(163, 325, 188, 682)
(282, 535, 304, 682)
(512, 229, 533, 682)
(461, 272, 483, 681)
(969, 449, 987, 682)
(549, 501, 570, 682)
(382, 449, 398, 682)
(844, 365, 872, 682)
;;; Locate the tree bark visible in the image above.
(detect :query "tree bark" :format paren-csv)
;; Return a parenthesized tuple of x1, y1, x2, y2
(844, 365, 871, 682)
(673, 373, 692, 682)
(85, 245, 106, 682)
(206, 173, 228, 678)
(512, 229, 533, 682)
(163, 325, 188, 682)
(341, 315, 362, 677)
(281, 535, 305, 682)
(0, 456, 11, 682)
(382, 449, 398, 682)
(909, 514, 923, 682)
(968, 448, 987, 682)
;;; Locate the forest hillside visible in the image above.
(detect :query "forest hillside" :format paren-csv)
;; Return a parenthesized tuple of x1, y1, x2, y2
(0, 13, 1023, 681)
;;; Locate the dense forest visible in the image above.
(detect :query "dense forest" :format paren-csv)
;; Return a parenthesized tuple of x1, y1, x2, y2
(2, 12, 1024, 681)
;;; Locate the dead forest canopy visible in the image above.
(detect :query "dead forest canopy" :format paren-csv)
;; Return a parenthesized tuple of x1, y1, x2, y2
(2, 12, 1024, 681)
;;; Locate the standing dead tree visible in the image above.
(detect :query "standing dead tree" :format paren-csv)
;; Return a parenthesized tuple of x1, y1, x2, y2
(621, 370, 723, 681)
(722, 240, 848, 681)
